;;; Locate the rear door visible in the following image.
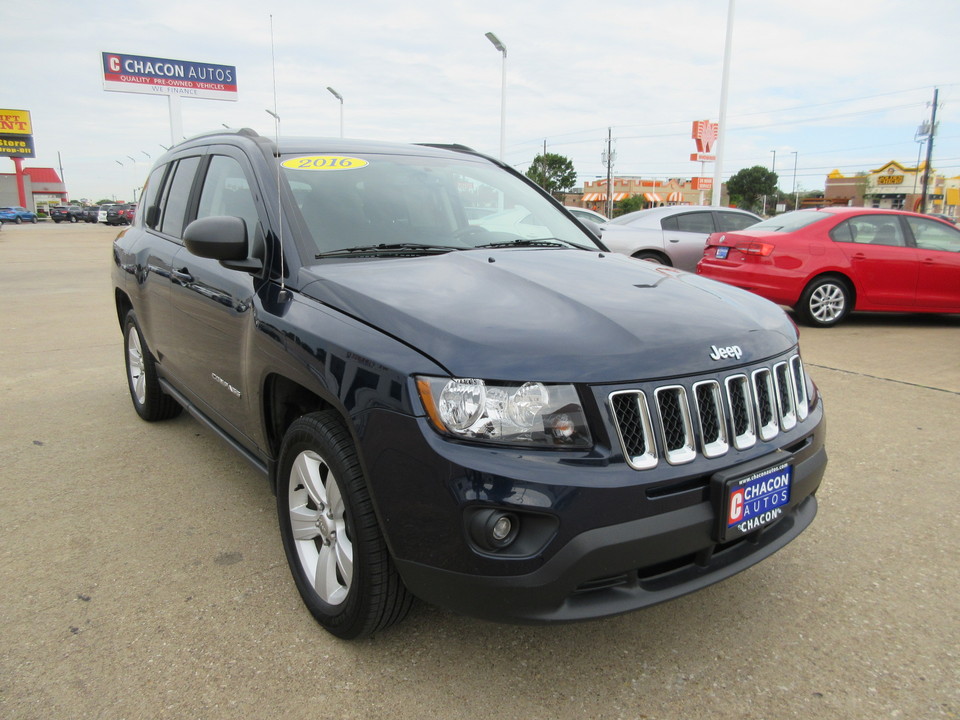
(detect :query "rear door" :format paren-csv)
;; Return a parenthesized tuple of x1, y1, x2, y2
(660, 210, 717, 271)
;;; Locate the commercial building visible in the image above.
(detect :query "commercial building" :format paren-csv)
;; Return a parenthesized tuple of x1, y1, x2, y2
(571, 176, 723, 214)
(824, 161, 959, 219)
(0, 166, 67, 212)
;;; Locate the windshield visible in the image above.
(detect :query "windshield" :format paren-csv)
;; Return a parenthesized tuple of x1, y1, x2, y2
(748, 210, 829, 232)
(280, 151, 599, 258)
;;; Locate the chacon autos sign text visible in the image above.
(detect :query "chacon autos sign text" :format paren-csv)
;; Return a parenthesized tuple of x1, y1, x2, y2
(101, 52, 238, 102)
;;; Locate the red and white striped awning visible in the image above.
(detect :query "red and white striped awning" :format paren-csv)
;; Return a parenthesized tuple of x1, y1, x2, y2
(667, 191, 684, 202)
(643, 193, 662, 202)
(583, 192, 629, 202)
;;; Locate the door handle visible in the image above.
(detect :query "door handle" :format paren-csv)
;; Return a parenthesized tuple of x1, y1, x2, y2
(171, 268, 194, 283)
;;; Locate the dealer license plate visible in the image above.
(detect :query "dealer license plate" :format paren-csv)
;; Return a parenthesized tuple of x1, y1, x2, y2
(715, 246, 730, 259)
(720, 461, 792, 541)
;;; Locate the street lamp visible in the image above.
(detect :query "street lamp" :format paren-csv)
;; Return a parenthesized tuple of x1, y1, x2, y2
(327, 87, 344, 138)
(485, 31, 507, 161)
(791, 151, 798, 210)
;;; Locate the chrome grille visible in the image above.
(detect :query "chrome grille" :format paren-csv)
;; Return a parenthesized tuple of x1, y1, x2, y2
(610, 354, 810, 470)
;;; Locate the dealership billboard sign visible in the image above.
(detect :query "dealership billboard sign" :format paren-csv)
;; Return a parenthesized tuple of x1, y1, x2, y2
(0, 109, 36, 158)
(101, 52, 238, 101)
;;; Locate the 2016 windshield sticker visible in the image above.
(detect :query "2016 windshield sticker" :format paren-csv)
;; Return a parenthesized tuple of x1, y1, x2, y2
(281, 155, 368, 171)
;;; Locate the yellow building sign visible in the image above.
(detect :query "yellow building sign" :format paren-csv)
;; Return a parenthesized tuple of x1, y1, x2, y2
(0, 109, 32, 135)
(877, 175, 905, 185)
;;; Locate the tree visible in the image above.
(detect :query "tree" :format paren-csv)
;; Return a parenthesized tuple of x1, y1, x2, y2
(526, 153, 577, 199)
(615, 194, 646, 216)
(726, 166, 779, 212)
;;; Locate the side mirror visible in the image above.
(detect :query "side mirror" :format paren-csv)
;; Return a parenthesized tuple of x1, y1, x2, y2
(183, 216, 263, 272)
(146, 205, 160, 227)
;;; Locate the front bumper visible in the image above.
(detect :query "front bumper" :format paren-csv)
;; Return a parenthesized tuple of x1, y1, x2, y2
(394, 447, 823, 623)
(358, 389, 827, 624)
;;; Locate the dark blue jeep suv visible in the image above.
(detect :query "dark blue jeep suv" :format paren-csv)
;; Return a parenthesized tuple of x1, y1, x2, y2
(112, 129, 827, 639)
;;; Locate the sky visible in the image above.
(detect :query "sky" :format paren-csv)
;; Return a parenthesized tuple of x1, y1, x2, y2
(3, 0, 960, 204)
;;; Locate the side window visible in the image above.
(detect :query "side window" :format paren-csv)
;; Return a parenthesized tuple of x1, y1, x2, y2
(717, 213, 757, 232)
(159, 156, 201, 238)
(661, 216, 678, 231)
(197, 155, 260, 244)
(141, 164, 169, 230)
(831, 215, 905, 247)
(905, 216, 960, 252)
(829, 220, 858, 243)
(673, 212, 715, 234)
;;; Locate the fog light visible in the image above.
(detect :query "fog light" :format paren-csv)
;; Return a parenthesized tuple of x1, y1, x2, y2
(492, 515, 513, 542)
(469, 509, 520, 551)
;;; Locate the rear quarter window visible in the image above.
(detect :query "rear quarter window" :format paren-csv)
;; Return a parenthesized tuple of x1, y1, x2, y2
(717, 213, 758, 232)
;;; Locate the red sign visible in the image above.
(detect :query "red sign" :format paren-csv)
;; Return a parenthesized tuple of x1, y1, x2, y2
(690, 153, 716, 162)
(691, 177, 713, 190)
(692, 120, 719, 153)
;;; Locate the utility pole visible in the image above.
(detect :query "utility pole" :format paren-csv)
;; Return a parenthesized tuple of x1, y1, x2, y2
(919, 87, 938, 215)
(602, 128, 615, 218)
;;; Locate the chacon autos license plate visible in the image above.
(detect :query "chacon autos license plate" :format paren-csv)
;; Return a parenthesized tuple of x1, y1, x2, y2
(715, 246, 730, 259)
(717, 461, 792, 542)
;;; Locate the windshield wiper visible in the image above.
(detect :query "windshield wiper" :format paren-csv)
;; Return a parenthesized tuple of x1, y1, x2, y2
(316, 243, 462, 259)
(474, 238, 580, 250)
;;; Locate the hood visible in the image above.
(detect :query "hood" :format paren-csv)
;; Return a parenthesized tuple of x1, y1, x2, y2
(298, 249, 798, 383)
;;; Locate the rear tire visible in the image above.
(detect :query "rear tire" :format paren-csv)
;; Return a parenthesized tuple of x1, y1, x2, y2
(123, 309, 182, 421)
(277, 412, 413, 639)
(797, 276, 852, 327)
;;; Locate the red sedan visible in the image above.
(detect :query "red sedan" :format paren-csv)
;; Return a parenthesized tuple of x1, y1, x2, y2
(697, 207, 960, 327)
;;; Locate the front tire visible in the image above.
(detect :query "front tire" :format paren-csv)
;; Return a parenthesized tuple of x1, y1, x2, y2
(123, 309, 181, 421)
(797, 276, 852, 327)
(277, 412, 412, 639)
(632, 250, 671, 265)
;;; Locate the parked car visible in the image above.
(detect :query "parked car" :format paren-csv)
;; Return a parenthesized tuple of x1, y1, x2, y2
(106, 203, 137, 225)
(564, 206, 608, 225)
(113, 129, 826, 638)
(83, 206, 102, 223)
(697, 207, 960, 327)
(599, 205, 761, 271)
(0, 206, 39, 224)
(98, 205, 117, 223)
(50, 205, 84, 223)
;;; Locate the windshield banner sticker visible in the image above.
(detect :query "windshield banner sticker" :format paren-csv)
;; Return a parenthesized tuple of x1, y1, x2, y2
(281, 156, 368, 171)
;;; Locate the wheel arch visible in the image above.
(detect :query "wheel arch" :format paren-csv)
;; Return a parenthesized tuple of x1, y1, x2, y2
(802, 271, 857, 309)
(114, 288, 133, 329)
(262, 373, 340, 492)
(631, 249, 672, 265)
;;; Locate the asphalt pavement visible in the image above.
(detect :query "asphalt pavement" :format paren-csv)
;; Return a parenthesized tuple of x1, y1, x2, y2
(1, 222, 958, 720)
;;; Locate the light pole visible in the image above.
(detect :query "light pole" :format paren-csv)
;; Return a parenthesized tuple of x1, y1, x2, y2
(327, 87, 344, 138)
(791, 151, 798, 210)
(485, 32, 507, 161)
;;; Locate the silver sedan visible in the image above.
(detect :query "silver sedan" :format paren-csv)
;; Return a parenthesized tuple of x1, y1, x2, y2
(600, 205, 760, 271)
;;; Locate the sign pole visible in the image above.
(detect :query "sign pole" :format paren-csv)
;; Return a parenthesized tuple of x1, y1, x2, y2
(712, 0, 735, 206)
(13, 157, 26, 207)
(168, 94, 183, 146)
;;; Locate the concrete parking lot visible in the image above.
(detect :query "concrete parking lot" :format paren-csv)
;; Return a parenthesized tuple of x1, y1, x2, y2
(1, 222, 958, 720)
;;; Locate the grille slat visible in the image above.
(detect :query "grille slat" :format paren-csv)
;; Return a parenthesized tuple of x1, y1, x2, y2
(609, 354, 810, 470)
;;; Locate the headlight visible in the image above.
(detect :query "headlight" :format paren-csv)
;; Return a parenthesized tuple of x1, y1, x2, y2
(416, 376, 592, 448)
